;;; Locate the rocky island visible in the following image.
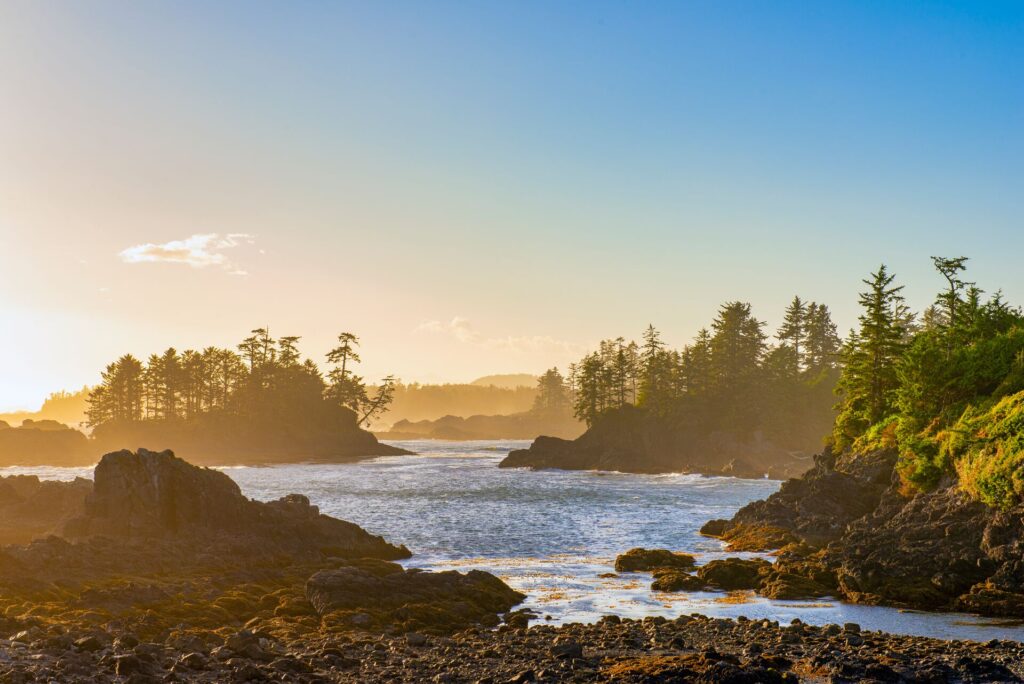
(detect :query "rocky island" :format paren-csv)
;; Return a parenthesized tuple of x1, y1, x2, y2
(500, 404, 813, 479)
(0, 330, 410, 468)
(500, 301, 840, 480)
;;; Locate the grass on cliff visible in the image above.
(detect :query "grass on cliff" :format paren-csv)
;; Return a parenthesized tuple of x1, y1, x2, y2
(856, 391, 1024, 509)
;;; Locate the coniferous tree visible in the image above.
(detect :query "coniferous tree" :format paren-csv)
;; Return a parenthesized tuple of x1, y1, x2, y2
(777, 296, 807, 370)
(803, 303, 841, 375)
(833, 265, 908, 445)
(533, 368, 571, 415)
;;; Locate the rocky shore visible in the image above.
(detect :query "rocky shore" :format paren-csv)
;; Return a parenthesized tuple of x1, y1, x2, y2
(1, 447, 1022, 682)
(1, 612, 1021, 682)
(0, 449, 526, 682)
(500, 405, 812, 479)
(699, 447, 1024, 618)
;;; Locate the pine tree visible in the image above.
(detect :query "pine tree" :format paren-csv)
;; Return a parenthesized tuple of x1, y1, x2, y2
(834, 265, 908, 444)
(777, 296, 807, 370)
(533, 368, 570, 415)
(803, 303, 841, 375)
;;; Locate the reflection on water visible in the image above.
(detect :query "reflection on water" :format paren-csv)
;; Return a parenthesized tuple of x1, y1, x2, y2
(8, 440, 1024, 642)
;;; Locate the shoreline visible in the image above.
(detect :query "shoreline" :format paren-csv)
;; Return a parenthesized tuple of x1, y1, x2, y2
(4, 614, 1021, 683)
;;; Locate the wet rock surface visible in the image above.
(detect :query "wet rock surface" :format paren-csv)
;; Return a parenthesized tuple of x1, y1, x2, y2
(1, 614, 1020, 682)
(613, 548, 696, 572)
(702, 446, 1024, 617)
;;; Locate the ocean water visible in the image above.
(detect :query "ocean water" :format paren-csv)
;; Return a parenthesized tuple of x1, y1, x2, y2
(8, 440, 1023, 642)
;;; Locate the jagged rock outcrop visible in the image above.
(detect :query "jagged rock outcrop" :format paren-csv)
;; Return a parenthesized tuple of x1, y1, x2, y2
(0, 475, 91, 544)
(63, 448, 410, 561)
(500, 405, 812, 479)
(701, 448, 896, 550)
(700, 446, 1024, 616)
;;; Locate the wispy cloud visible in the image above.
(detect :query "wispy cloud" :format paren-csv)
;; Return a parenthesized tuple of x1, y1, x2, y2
(416, 316, 587, 356)
(119, 233, 255, 275)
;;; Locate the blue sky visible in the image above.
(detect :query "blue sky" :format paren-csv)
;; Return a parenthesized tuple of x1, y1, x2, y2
(0, 1, 1022, 409)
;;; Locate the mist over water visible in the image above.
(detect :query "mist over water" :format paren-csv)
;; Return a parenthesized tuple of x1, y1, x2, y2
(9, 441, 1023, 642)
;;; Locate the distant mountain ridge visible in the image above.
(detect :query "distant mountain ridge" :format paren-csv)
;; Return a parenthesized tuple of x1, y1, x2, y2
(469, 374, 539, 389)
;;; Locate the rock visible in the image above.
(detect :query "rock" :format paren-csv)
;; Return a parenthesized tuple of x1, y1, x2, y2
(498, 405, 815, 479)
(718, 525, 799, 552)
(757, 571, 830, 599)
(504, 609, 534, 629)
(650, 569, 707, 592)
(0, 475, 91, 545)
(549, 639, 583, 660)
(699, 519, 731, 537)
(406, 632, 428, 647)
(62, 448, 410, 561)
(73, 635, 103, 652)
(177, 652, 207, 670)
(113, 654, 143, 676)
(716, 448, 897, 550)
(305, 559, 525, 634)
(697, 446, 1024, 618)
(696, 558, 771, 591)
(614, 548, 696, 572)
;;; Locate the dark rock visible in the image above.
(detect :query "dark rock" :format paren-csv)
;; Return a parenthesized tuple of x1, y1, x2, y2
(699, 519, 731, 537)
(614, 548, 696, 572)
(757, 571, 830, 599)
(177, 652, 207, 670)
(73, 635, 103, 652)
(305, 558, 525, 634)
(62, 448, 410, 561)
(650, 569, 707, 592)
(550, 638, 583, 659)
(113, 654, 143, 676)
(498, 405, 814, 479)
(0, 475, 91, 545)
(696, 558, 771, 591)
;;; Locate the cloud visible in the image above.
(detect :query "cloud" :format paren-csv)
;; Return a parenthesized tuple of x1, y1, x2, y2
(416, 317, 587, 356)
(119, 233, 255, 274)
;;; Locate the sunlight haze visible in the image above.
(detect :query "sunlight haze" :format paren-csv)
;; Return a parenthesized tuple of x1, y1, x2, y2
(2, 1, 1021, 410)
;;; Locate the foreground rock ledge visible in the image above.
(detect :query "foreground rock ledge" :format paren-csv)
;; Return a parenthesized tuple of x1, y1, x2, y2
(0, 448, 528, 683)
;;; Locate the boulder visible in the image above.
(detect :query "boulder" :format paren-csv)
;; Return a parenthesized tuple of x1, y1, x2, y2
(696, 558, 771, 591)
(614, 548, 696, 572)
(306, 558, 525, 634)
(651, 569, 707, 592)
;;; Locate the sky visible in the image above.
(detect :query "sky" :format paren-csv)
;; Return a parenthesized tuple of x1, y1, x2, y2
(1, 1, 1022, 411)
